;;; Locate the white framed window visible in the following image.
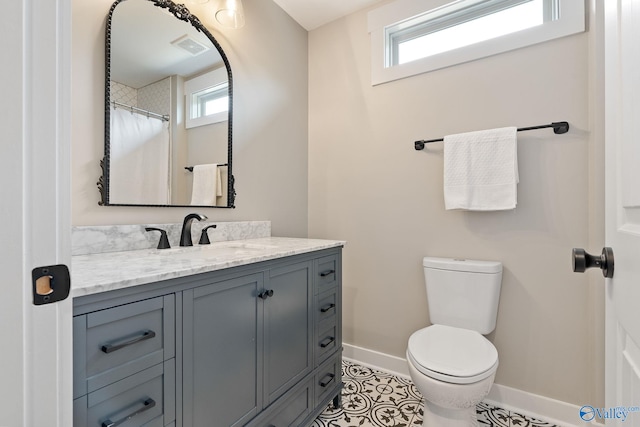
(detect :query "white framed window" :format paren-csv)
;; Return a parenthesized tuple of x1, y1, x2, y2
(184, 67, 229, 129)
(368, 0, 585, 85)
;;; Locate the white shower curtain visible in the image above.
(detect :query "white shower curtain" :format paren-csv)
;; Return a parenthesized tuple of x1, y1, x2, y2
(109, 106, 170, 205)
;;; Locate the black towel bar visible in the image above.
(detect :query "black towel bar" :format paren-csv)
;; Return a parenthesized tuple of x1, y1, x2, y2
(185, 164, 228, 171)
(414, 121, 569, 151)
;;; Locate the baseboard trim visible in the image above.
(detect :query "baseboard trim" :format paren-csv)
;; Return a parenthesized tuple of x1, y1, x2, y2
(342, 343, 411, 379)
(342, 343, 604, 427)
(485, 385, 604, 427)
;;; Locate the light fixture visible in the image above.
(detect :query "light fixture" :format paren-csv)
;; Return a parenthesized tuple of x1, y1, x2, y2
(214, 0, 245, 29)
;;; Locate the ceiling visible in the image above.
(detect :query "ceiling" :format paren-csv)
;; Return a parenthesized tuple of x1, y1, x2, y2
(112, 0, 223, 88)
(271, 0, 384, 31)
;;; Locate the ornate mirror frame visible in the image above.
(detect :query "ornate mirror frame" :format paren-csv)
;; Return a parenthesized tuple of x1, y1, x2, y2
(98, 0, 236, 208)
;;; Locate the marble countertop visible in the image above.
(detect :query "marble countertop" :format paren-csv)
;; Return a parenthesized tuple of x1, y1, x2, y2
(71, 237, 345, 298)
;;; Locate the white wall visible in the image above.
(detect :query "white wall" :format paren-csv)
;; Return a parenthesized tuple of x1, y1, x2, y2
(71, 0, 309, 237)
(308, 3, 604, 407)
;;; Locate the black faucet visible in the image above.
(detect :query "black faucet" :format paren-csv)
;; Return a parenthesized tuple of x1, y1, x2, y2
(199, 225, 217, 245)
(180, 213, 208, 246)
(145, 227, 171, 249)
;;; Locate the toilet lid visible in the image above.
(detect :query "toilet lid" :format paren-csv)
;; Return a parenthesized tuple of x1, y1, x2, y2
(408, 325, 498, 382)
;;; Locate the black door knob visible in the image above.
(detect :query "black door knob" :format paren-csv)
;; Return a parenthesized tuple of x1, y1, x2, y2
(572, 247, 614, 278)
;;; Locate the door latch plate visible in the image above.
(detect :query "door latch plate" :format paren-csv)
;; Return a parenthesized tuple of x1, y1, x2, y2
(32, 264, 71, 305)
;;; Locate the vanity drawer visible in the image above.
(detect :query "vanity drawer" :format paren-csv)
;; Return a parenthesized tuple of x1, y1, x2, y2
(315, 353, 342, 407)
(315, 255, 339, 294)
(74, 295, 175, 396)
(74, 360, 175, 427)
(316, 288, 338, 324)
(251, 378, 313, 427)
(316, 318, 339, 365)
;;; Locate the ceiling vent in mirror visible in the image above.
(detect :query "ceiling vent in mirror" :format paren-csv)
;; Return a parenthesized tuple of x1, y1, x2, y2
(171, 34, 210, 56)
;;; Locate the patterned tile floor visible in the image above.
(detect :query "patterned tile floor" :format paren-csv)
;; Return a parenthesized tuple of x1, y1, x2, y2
(312, 360, 559, 427)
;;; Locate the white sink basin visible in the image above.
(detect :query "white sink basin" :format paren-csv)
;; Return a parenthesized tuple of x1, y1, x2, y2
(153, 241, 274, 260)
(221, 242, 279, 250)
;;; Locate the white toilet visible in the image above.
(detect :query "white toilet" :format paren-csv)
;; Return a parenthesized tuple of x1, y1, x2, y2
(406, 257, 502, 427)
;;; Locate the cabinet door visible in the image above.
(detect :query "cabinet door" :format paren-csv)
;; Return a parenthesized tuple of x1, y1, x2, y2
(182, 274, 263, 427)
(263, 261, 313, 405)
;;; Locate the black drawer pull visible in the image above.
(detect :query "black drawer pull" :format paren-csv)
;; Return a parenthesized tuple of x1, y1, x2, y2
(319, 373, 335, 388)
(101, 330, 156, 354)
(320, 303, 335, 313)
(319, 269, 335, 278)
(102, 398, 156, 427)
(319, 336, 335, 348)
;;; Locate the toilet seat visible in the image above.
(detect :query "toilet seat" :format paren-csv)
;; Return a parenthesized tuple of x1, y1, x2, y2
(407, 324, 498, 385)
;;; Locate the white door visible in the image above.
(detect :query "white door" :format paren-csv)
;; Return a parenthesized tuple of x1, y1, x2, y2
(604, 0, 640, 425)
(0, 0, 73, 425)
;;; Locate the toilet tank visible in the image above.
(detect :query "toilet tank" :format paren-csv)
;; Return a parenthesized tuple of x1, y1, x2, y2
(423, 257, 502, 335)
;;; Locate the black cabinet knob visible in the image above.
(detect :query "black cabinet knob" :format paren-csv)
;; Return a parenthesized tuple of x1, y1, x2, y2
(258, 289, 274, 300)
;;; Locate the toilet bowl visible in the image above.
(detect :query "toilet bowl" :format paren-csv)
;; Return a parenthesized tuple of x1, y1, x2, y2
(407, 325, 499, 427)
(407, 257, 502, 427)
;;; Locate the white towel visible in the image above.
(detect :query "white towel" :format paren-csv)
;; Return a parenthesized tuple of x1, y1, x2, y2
(216, 166, 223, 197)
(443, 127, 518, 211)
(190, 164, 219, 206)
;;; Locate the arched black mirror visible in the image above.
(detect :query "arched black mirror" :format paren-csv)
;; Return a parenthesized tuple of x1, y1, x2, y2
(99, 0, 235, 207)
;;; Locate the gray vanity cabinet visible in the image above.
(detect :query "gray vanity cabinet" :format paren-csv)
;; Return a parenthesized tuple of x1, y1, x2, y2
(182, 261, 313, 427)
(73, 247, 342, 427)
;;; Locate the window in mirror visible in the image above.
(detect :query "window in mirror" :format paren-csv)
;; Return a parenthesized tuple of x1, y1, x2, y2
(195, 83, 228, 116)
(185, 67, 229, 129)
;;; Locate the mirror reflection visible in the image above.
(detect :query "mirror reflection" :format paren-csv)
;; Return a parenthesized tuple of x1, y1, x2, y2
(101, 0, 235, 207)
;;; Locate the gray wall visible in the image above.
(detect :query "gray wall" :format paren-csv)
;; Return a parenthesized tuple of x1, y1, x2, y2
(71, 0, 309, 237)
(308, 3, 604, 406)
